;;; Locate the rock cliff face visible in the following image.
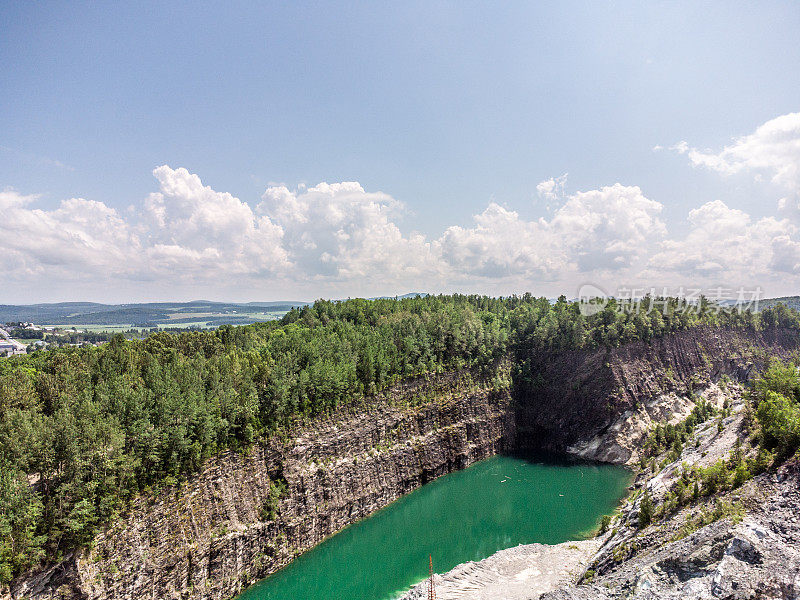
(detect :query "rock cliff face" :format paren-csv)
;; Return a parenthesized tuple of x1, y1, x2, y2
(541, 383, 800, 600)
(516, 326, 800, 462)
(4, 373, 514, 600)
(6, 326, 800, 600)
(402, 381, 800, 600)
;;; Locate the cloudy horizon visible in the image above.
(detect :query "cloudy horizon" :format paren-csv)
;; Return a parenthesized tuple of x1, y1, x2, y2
(3, 110, 800, 303)
(2, 3, 800, 304)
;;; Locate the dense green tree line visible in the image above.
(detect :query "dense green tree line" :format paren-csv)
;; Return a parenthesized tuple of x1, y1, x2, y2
(751, 359, 800, 459)
(1, 294, 799, 582)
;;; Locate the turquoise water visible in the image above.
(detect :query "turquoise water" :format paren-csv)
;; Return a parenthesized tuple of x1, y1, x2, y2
(237, 455, 631, 600)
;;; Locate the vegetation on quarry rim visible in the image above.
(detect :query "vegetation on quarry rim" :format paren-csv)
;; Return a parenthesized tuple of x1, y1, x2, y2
(2, 293, 800, 584)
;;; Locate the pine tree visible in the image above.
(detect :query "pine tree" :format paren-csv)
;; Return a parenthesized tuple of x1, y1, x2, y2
(638, 488, 654, 528)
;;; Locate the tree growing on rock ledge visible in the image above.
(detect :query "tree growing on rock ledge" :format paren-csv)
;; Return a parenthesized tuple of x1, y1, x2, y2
(638, 488, 654, 528)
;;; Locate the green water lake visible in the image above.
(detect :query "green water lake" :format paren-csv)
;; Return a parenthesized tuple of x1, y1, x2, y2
(237, 454, 631, 600)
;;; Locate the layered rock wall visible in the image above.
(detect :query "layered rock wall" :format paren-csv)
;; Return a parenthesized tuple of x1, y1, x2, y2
(516, 327, 800, 461)
(6, 375, 514, 600)
(401, 382, 800, 600)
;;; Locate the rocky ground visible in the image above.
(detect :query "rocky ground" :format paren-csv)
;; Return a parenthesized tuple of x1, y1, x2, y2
(403, 383, 800, 600)
(552, 465, 800, 600)
(402, 541, 602, 600)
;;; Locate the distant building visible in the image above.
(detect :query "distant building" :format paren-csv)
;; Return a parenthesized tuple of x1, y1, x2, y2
(0, 339, 27, 356)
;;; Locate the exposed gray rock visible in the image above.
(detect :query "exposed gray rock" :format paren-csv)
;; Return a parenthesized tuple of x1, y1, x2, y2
(418, 382, 800, 600)
(515, 327, 800, 455)
(3, 374, 515, 600)
(401, 541, 602, 600)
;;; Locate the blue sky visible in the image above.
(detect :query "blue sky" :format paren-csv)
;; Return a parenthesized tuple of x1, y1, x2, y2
(2, 1, 800, 303)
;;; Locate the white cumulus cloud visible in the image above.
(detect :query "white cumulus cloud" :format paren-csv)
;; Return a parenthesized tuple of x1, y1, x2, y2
(536, 173, 568, 202)
(647, 199, 796, 281)
(0, 189, 139, 279)
(438, 183, 666, 280)
(438, 203, 559, 279)
(142, 166, 288, 278)
(550, 184, 666, 271)
(673, 112, 800, 200)
(8, 125, 800, 301)
(258, 181, 438, 282)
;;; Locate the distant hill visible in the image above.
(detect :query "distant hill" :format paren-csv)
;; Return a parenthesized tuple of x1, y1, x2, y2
(369, 292, 428, 300)
(0, 301, 310, 329)
(0, 296, 431, 329)
(759, 296, 800, 311)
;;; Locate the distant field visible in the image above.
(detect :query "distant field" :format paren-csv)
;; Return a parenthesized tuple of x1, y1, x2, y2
(2, 301, 307, 332)
(47, 324, 136, 333)
(41, 312, 291, 333)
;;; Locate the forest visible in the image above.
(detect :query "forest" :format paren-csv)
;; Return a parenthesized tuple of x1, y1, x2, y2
(1, 293, 799, 583)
